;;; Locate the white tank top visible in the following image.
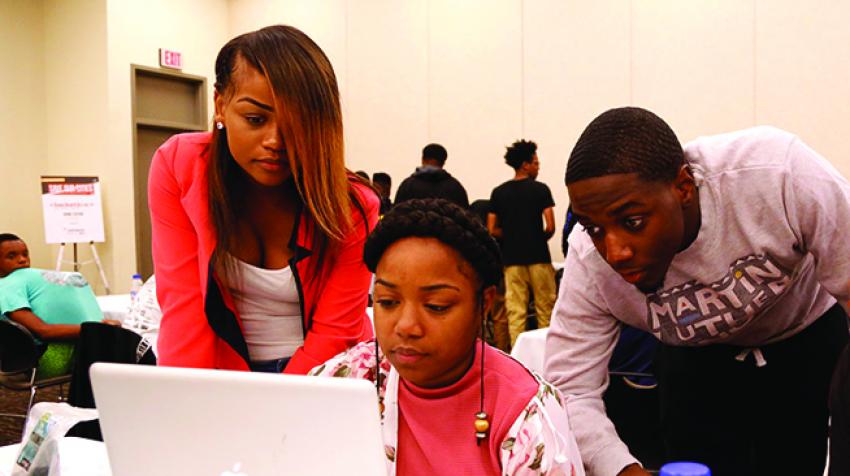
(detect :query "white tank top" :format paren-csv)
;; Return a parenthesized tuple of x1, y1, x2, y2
(225, 256, 304, 362)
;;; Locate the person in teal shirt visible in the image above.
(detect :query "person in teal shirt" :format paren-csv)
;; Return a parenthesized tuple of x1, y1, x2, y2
(0, 233, 119, 377)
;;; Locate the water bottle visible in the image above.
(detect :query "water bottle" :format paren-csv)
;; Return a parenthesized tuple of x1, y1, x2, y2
(130, 273, 144, 303)
(660, 462, 711, 476)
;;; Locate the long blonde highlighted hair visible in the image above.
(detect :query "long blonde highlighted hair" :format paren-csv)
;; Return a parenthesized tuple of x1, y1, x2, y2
(208, 25, 358, 275)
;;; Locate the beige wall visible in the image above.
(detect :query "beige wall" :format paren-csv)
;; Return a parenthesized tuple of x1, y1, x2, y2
(104, 0, 228, 292)
(42, 0, 109, 291)
(755, 0, 850, 179)
(0, 1, 50, 269)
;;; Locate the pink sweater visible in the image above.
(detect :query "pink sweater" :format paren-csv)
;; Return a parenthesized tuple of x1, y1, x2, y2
(396, 343, 539, 475)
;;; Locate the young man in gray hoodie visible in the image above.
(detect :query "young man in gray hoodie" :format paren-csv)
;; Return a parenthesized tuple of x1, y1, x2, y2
(545, 107, 850, 476)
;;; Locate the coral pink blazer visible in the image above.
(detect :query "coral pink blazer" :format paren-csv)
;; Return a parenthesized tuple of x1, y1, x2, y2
(148, 132, 377, 374)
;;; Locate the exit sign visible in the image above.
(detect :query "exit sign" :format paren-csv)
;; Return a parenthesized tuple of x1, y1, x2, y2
(159, 48, 183, 70)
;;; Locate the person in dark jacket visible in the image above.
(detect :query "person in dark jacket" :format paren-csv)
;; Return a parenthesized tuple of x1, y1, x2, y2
(394, 143, 469, 208)
(372, 172, 393, 215)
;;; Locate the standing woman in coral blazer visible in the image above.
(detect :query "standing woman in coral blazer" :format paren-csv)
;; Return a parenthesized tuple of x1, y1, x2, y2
(148, 25, 378, 374)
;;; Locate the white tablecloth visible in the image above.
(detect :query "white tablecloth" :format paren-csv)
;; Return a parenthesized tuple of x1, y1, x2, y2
(0, 438, 111, 476)
(95, 294, 132, 323)
(510, 327, 548, 374)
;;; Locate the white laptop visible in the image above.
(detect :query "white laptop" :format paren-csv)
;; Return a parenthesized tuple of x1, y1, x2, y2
(90, 362, 387, 476)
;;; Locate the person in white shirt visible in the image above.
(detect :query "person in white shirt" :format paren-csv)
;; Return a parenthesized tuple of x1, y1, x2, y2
(545, 107, 850, 476)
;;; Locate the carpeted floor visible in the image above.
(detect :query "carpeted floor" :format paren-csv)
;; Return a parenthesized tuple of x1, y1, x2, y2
(0, 385, 64, 446)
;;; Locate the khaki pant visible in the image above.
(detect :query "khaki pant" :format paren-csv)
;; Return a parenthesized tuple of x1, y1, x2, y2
(504, 263, 556, 346)
(487, 283, 510, 352)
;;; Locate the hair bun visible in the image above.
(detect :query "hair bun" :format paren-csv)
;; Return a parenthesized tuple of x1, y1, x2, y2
(363, 198, 502, 288)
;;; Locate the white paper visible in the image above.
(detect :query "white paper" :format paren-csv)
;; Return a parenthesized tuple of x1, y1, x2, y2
(40, 177, 105, 244)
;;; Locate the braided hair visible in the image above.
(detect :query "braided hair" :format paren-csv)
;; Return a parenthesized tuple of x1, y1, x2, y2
(363, 198, 502, 290)
(564, 107, 685, 185)
(365, 198, 501, 443)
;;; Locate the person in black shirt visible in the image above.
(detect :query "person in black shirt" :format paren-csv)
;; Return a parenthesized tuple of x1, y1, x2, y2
(394, 143, 469, 208)
(487, 140, 556, 346)
(372, 172, 393, 215)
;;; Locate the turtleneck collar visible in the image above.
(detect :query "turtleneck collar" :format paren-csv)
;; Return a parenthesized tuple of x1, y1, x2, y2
(400, 339, 481, 400)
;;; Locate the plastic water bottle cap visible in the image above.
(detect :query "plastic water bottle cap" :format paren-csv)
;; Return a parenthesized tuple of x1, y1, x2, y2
(132, 274, 142, 279)
(660, 462, 711, 476)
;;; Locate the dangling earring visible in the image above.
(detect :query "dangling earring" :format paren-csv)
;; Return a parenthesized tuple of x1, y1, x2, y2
(475, 289, 490, 445)
(375, 338, 384, 415)
(216, 121, 224, 130)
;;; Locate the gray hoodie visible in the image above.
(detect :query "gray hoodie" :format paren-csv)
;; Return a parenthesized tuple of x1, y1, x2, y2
(544, 126, 850, 475)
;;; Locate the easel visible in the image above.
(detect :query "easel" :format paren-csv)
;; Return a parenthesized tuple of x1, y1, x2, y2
(55, 241, 111, 295)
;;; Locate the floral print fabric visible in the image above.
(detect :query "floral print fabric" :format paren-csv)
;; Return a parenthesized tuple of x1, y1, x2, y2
(309, 341, 584, 476)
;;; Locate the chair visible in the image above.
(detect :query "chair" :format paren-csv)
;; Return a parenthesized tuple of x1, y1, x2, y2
(64, 321, 157, 441)
(0, 319, 73, 438)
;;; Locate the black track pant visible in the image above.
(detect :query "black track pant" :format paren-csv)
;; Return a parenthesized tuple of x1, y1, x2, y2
(655, 303, 849, 476)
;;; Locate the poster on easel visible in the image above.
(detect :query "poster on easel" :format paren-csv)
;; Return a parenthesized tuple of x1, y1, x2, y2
(40, 176, 105, 244)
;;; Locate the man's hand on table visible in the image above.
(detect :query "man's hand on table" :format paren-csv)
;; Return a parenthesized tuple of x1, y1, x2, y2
(617, 463, 652, 476)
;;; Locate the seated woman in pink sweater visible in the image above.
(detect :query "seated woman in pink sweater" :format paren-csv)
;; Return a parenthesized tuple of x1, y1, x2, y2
(310, 199, 584, 475)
